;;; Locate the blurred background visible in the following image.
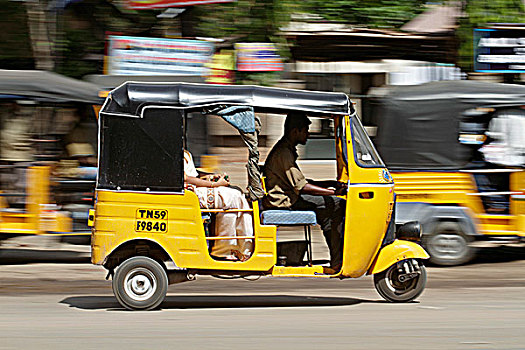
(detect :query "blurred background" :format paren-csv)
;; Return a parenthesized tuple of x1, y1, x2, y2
(2, 3, 525, 346)
(0, 0, 524, 265)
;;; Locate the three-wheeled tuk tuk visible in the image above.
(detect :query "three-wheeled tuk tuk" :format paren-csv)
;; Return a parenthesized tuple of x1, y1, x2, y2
(0, 70, 103, 244)
(370, 80, 525, 266)
(90, 82, 429, 310)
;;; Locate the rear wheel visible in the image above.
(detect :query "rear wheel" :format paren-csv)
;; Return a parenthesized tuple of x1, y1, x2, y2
(374, 260, 427, 302)
(424, 221, 475, 266)
(112, 256, 168, 311)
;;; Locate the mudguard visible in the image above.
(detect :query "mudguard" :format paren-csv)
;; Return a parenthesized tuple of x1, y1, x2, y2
(368, 239, 429, 275)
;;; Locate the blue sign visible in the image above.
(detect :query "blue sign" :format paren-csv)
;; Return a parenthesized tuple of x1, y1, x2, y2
(474, 28, 525, 73)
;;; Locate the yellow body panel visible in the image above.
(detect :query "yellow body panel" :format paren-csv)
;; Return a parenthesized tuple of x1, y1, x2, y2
(271, 265, 325, 277)
(338, 115, 396, 278)
(511, 171, 525, 236)
(479, 214, 515, 235)
(87, 209, 95, 227)
(91, 190, 276, 271)
(514, 195, 525, 234)
(335, 117, 349, 183)
(340, 184, 394, 278)
(393, 170, 525, 238)
(368, 240, 430, 275)
(0, 166, 72, 235)
(393, 172, 484, 213)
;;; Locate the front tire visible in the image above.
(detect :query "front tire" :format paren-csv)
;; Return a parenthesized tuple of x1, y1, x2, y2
(112, 256, 168, 311)
(374, 260, 427, 302)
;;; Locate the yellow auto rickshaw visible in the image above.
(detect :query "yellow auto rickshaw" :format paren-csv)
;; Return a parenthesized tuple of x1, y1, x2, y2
(89, 82, 429, 310)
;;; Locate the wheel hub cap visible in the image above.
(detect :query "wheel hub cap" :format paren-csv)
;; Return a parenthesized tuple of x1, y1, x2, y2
(432, 234, 467, 257)
(130, 275, 151, 294)
(124, 268, 157, 301)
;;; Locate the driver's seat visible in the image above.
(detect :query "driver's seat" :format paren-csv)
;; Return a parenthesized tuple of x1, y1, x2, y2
(259, 176, 316, 266)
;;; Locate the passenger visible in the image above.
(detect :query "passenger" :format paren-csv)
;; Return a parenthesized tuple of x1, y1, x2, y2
(263, 112, 346, 273)
(183, 150, 253, 261)
(66, 143, 97, 179)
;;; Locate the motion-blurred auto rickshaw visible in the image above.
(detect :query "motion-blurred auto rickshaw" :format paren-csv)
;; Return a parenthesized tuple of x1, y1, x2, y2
(370, 80, 525, 266)
(89, 82, 429, 310)
(0, 70, 103, 243)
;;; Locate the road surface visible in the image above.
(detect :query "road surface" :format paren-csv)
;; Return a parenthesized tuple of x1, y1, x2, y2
(1, 238, 524, 349)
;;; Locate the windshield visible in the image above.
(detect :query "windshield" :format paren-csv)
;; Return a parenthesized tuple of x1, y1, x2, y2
(351, 115, 385, 168)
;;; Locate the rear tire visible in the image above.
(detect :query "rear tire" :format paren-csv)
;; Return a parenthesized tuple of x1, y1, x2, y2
(374, 261, 427, 302)
(423, 221, 475, 266)
(112, 256, 168, 311)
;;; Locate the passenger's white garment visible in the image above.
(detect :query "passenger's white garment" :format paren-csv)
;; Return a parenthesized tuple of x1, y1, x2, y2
(481, 111, 525, 167)
(184, 151, 253, 258)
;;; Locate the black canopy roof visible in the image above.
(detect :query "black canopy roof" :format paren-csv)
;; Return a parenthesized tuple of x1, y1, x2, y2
(0, 70, 104, 104)
(373, 80, 525, 169)
(376, 80, 525, 106)
(101, 82, 352, 118)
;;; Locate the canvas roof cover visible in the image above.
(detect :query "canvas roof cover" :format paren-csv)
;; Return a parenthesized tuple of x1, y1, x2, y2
(99, 82, 351, 199)
(101, 82, 352, 118)
(0, 70, 104, 104)
(373, 80, 525, 169)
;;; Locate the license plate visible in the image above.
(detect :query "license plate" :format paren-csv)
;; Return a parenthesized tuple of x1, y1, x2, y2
(135, 209, 168, 233)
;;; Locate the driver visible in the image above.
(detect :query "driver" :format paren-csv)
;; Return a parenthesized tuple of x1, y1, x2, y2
(263, 112, 346, 273)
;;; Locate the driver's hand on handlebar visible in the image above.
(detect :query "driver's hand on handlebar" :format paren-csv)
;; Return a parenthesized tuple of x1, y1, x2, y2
(335, 182, 348, 189)
(335, 185, 347, 196)
(334, 187, 346, 196)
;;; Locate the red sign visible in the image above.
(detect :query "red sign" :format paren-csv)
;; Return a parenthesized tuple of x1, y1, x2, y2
(126, 0, 234, 9)
(235, 43, 284, 72)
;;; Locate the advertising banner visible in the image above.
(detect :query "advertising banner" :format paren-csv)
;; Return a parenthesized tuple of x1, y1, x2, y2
(206, 50, 235, 84)
(474, 28, 525, 73)
(106, 36, 214, 76)
(126, 0, 234, 10)
(235, 43, 284, 72)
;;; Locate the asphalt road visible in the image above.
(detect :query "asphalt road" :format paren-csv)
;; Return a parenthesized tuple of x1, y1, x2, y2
(1, 240, 525, 350)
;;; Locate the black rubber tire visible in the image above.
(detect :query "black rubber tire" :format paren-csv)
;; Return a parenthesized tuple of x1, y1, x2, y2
(112, 256, 168, 311)
(423, 221, 476, 266)
(374, 262, 427, 303)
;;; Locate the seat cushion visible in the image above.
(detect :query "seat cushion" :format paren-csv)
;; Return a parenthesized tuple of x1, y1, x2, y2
(261, 210, 317, 225)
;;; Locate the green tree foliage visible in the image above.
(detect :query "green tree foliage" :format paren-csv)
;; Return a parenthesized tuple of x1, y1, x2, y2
(192, 0, 426, 84)
(0, 0, 431, 80)
(194, 0, 297, 42)
(457, 0, 525, 71)
(0, 1, 34, 69)
(58, 0, 158, 78)
(193, 0, 300, 85)
(300, 0, 426, 28)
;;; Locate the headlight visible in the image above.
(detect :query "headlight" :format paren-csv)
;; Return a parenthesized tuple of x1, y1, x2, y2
(396, 221, 421, 241)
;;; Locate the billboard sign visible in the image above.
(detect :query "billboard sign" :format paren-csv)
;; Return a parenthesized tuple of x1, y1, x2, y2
(235, 43, 284, 72)
(474, 28, 525, 73)
(206, 50, 235, 84)
(106, 36, 214, 76)
(126, 0, 234, 9)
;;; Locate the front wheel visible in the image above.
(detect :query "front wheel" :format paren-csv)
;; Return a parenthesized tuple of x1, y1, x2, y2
(374, 259, 427, 303)
(423, 221, 476, 266)
(112, 256, 168, 311)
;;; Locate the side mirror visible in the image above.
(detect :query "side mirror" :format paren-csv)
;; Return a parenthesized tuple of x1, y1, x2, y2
(396, 221, 421, 241)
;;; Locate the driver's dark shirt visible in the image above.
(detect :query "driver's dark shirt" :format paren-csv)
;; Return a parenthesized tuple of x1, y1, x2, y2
(263, 138, 307, 208)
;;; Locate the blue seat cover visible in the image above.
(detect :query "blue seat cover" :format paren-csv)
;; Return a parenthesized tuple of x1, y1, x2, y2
(261, 210, 317, 225)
